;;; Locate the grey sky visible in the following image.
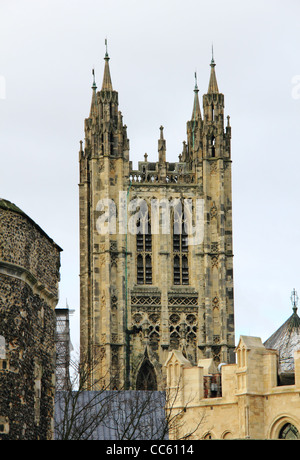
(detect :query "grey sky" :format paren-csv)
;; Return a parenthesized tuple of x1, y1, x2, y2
(1, 0, 300, 354)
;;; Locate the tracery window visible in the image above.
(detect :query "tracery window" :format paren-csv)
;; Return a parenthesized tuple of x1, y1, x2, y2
(279, 423, 300, 439)
(173, 202, 189, 285)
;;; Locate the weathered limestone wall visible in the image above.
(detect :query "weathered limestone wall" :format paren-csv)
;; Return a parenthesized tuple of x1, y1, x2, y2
(165, 338, 300, 440)
(0, 201, 61, 440)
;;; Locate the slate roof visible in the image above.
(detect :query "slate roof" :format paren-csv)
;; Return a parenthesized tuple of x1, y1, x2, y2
(264, 306, 300, 376)
(54, 390, 168, 440)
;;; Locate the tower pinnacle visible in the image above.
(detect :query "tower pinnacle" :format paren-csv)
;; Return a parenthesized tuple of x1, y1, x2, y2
(92, 68, 97, 90)
(101, 39, 113, 91)
(89, 68, 97, 117)
(191, 71, 201, 120)
(208, 48, 219, 94)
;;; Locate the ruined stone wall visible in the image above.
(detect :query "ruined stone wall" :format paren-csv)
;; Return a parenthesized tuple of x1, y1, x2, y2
(0, 203, 61, 440)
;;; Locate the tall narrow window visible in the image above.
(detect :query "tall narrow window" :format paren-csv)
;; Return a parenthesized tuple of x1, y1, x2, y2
(211, 135, 216, 157)
(182, 255, 189, 284)
(137, 254, 144, 284)
(173, 255, 180, 285)
(173, 202, 189, 285)
(136, 216, 152, 284)
(145, 255, 152, 284)
(136, 359, 157, 390)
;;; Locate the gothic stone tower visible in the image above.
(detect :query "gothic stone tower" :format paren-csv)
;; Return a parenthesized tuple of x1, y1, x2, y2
(79, 49, 234, 390)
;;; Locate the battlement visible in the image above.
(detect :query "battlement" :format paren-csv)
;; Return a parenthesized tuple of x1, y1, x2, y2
(129, 160, 195, 185)
(165, 336, 300, 439)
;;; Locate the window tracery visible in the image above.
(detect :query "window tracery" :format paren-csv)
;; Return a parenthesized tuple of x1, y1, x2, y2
(173, 202, 189, 285)
(136, 214, 152, 285)
(279, 423, 300, 439)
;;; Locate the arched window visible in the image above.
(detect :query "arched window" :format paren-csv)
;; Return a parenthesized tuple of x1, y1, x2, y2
(136, 359, 157, 390)
(279, 423, 300, 439)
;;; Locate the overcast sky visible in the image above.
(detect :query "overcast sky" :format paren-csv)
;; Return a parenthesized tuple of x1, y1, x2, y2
(1, 0, 300, 355)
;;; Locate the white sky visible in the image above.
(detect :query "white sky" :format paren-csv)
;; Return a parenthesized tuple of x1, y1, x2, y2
(1, 0, 300, 355)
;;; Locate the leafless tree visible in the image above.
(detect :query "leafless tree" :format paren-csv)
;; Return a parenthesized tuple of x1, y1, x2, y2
(54, 354, 204, 440)
(54, 352, 117, 440)
(164, 377, 206, 440)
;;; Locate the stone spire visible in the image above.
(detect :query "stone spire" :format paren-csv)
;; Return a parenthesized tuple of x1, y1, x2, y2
(101, 40, 113, 91)
(89, 68, 97, 117)
(191, 72, 201, 121)
(208, 48, 219, 94)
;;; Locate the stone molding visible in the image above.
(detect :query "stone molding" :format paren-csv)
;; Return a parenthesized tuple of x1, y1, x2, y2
(0, 260, 58, 307)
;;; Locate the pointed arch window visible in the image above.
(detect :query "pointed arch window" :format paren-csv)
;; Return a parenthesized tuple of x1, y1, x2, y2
(279, 423, 300, 439)
(173, 201, 189, 285)
(136, 359, 157, 390)
(136, 215, 152, 285)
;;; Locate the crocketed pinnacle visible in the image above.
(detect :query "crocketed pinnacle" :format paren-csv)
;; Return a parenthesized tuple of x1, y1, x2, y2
(101, 49, 113, 91)
(208, 56, 219, 94)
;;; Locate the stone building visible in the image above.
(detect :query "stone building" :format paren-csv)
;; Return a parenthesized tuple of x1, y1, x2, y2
(165, 300, 300, 440)
(79, 48, 234, 390)
(0, 198, 61, 440)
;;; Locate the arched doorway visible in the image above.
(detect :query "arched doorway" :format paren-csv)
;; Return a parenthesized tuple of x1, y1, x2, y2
(136, 358, 157, 390)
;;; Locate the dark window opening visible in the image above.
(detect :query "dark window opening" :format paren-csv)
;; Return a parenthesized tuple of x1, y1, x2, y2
(174, 255, 180, 285)
(211, 135, 216, 157)
(173, 204, 189, 285)
(145, 255, 152, 284)
(136, 359, 157, 391)
(182, 256, 189, 284)
(137, 254, 144, 284)
(136, 217, 152, 285)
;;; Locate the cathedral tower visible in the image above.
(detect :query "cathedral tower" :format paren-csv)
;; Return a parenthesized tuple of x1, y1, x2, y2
(79, 48, 234, 390)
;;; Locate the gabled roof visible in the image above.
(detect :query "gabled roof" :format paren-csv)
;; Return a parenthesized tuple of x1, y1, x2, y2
(164, 349, 192, 368)
(236, 336, 265, 351)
